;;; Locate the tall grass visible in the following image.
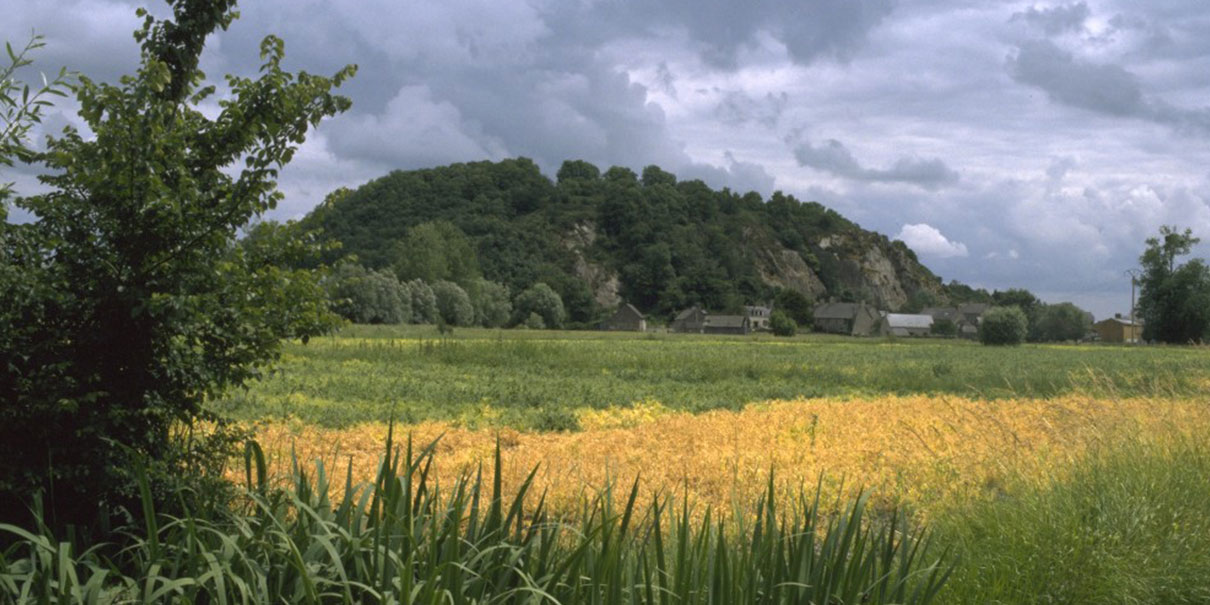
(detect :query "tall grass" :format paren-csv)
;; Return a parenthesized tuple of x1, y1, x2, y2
(934, 437, 1210, 604)
(0, 432, 951, 604)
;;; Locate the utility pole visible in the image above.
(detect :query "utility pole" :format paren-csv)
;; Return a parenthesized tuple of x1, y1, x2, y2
(1125, 269, 1141, 343)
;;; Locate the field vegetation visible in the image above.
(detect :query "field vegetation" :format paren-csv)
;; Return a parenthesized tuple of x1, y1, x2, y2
(214, 325, 1210, 430)
(209, 325, 1210, 603)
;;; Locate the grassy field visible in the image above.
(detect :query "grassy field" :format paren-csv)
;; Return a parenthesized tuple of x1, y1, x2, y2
(199, 325, 1210, 603)
(212, 324, 1210, 429)
(10, 325, 1209, 603)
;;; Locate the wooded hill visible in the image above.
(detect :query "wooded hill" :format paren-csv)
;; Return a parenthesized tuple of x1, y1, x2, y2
(302, 158, 952, 327)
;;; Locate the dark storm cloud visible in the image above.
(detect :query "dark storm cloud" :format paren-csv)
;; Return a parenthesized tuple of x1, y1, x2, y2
(559, 0, 894, 69)
(714, 90, 788, 128)
(1009, 38, 1210, 134)
(792, 138, 959, 190)
(1009, 39, 1146, 117)
(8, 0, 1210, 320)
(1010, 2, 1091, 36)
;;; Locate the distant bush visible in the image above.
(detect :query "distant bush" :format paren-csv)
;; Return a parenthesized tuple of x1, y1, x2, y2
(524, 312, 546, 330)
(770, 311, 797, 337)
(1033, 302, 1091, 342)
(328, 263, 411, 324)
(466, 279, 512, 328)
(432, 280, 475, 326)
(931, 318, 957, 338)
(980, 306, 1028, 346)
(774, 289, 814, 327)
(407, 279, 439, 324)
(514, 282, 565, 329)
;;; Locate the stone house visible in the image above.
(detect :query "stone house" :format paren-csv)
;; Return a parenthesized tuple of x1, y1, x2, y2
(951, 303, 990, 339)
(812, 302, 882, 336)
(744, 304, 773, 331)
(703, 314, 750, 335)
(603, 303, 646, 332)
(882, 313, 934, 337)
(671, 305, 708, 333)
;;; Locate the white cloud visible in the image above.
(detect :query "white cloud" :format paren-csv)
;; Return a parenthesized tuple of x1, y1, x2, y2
(896, 224, 969, 258)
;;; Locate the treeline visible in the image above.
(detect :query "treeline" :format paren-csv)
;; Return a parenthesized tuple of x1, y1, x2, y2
(327, 262, 565, 329)
(302, 158, 873, 326)
(909, 286, 1093, 343)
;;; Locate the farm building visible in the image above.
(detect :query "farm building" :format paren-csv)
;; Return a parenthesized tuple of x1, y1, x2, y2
(958, 303, 989, 325)
(812, 302, 882, 336)
(671, 305, 708, 333)
(603, 303, 646, 332)
(744, 304, 773, 331)
(923, 307, 961, 323)
(703, 314, 750, 335)
(883, 313, 934, 337)
(1094, 316, 1142, 343)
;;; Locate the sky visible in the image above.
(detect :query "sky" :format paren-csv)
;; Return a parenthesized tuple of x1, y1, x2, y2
(5, 0, 1210, 319)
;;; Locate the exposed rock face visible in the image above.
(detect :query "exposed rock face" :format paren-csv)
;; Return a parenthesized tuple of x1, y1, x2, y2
(752, 241, 828, 301)
(814, 232, 946, 310)
(861, 246, 908, 310)
(564, 222, 621, 308)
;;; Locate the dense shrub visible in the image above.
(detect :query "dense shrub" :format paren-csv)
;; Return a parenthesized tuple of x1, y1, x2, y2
(432, 280, 474, 326)
(1033, 302, 1091, 342)
(328, 262, 411, 324)
(466, 278, 512, 327)
(979, 306, 1028, 346)
(770, 310, 797, 336)
(774, 288, 814, 327)
(514, 282, 565, 328)
(407, 279, 439, 324)
(930, 318, 957, 337)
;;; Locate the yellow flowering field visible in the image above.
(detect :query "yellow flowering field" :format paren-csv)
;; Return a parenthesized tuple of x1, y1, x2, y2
(241, 394, 1210, 518)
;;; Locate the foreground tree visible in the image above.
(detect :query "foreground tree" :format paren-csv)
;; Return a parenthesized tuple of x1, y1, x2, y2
(1138, 226, 1210, 343)
(1, 35, 72, 206)
(0, 2, 355, 530)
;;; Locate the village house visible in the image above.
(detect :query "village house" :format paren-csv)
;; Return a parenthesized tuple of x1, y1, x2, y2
(671, 305, 708, 333)
(922, 307, 961, 337)
(1094, 315, 1142, 343)
(744, 304, 773, 331)
(882, 313, 934, 337)
(812, 302, 882, 336)
(702, 314, 750, 335)
(602, 302, 646, 332)
(957, 303, 989, 337)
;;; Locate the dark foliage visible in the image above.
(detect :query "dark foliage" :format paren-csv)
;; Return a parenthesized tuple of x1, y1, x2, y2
(1138, 226, 1210, 344)
(979, 307, 1029, 346)
(0, 2, 353, 532)
(302, 158, 891, 322)
(770, 311, 798, 336)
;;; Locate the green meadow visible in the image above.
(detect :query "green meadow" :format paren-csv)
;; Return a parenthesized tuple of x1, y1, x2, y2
(213, 324, 1210, 430)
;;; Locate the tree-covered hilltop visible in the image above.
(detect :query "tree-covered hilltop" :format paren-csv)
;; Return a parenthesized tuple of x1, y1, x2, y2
(303, 157, 950, 326)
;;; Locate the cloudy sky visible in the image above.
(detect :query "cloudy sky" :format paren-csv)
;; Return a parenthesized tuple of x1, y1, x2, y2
(6, 0, 1210, 318)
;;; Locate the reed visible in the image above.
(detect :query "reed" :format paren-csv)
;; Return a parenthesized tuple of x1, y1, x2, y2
(0, 432, 951, 604)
